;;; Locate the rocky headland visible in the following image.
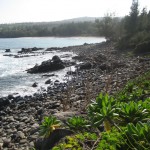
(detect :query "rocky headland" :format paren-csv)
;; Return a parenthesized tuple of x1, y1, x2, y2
(0, 41, 150, 149)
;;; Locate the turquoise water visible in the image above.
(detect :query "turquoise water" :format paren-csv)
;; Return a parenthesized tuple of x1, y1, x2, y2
(0, 37, 105, 49)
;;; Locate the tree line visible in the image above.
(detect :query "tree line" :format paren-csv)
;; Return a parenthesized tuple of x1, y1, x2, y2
(0, 21, 98, 38)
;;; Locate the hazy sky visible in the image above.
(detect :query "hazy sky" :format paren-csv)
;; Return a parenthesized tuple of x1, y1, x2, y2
(0, 0, 150, 23)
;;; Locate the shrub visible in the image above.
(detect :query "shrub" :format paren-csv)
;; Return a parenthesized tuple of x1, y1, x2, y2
(39, 115, 61, 138)
(134, 40, 150, 54)
(118, 101, 149, 125)
(88, 93, 119, 131)
(66, 116, 90, 131)
(124, 121, 150, 149)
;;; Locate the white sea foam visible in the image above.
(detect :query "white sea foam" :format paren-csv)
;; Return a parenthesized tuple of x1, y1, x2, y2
(0, 37, 105, 97)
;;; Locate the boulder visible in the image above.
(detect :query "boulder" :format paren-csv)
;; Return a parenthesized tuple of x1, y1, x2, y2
(83, 42, 88, 45)
(0, 98, 10, 109)
(111, 61, 126, 68)
(32, 47, 43, 51)
(53, 111, 80, 123)
(45, 79, 51, 84)
(5, 49, 11, 52)
(27, 55, 65, 73)
(72, 55, 84, 60)
(79, 62, 92, 70)
(35, 129, 74, 150)
(18, 48, 32, 53)
(42, 73, 55, 77)
(32, 82, 38, 87)
(99, 63, 111, 71)
(18, 47, 42, 53)
(45, 47, 61, 51)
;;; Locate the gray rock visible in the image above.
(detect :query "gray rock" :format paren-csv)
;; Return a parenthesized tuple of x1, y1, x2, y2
(17, 131, 26, 139)
(35, 129, 74, 150)
(6, 116, 15, 122)
(5, 49, 11, 52)
(32, 82, 38, 87)
(0, 138, 3, 149)
(53, 111, 80, 122)
(27, 55, 65, 73)
(45, 79, 51, 84)
(3, 138, 11, 148)
(19, 139, 27, 144)
(79, 62, 92, 70)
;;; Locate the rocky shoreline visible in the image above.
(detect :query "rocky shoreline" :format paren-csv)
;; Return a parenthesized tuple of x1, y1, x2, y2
(0, 41, 150, 150)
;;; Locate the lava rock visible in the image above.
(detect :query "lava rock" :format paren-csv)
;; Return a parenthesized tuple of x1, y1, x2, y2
(45, 79, 52, 84)
(5, 49, 11, 52)
(27, 55, 65, 73)
(18, 48, 32, 53)
(0, 98, 10, 108)
(42, 73, 55, 77)
(35, 129, 74, 150)
(79, 62, 92, 70)
(32, 82, 38, 87)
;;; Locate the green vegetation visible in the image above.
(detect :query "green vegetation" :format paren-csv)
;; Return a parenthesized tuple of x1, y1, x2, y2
(52, 132, 98, 150)
(0, 21, 98, 38)
(95, 14, 122, 41)
(39, 115, 61, 138)
(88, 93, 119, 131)
(95, 0, 150, 54)
(66, 116, 90, 132)
(35, 71, 150, 150)
(117, 0, 150, 54)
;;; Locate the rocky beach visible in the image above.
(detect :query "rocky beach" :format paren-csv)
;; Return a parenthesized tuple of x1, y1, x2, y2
(0, 41, 150, 150)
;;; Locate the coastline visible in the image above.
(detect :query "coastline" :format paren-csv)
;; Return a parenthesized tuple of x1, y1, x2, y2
(0, 41, 150, 149)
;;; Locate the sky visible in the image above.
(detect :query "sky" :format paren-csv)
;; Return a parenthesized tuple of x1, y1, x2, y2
(0, 0, 150, 24)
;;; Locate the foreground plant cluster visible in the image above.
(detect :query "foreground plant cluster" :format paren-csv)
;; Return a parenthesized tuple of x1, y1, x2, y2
(37, 71, 150, 150)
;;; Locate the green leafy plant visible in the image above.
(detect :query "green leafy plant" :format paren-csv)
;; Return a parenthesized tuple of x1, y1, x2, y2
(142, 98, 150, 113)
(67, 116, 90, 131)
(118, 101, 149, 125)
(124, 121, 150, 149)
(39, 115, 61, 138)
(88, 93, 119, 131)
(115, 71, 150, 102)
(96, 128, 125, 150)
(52, 132, 98, 150)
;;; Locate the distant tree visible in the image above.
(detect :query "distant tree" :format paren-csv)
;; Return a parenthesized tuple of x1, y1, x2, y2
(96, 13, 121, 41)
(96, 14, 112, 40)
(124, 0, 139, 35)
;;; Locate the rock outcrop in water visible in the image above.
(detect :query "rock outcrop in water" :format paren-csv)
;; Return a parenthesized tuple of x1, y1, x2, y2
(5, 49, 11, 52)
(18, 47, 43, 53)
(27, 55, 65, 73)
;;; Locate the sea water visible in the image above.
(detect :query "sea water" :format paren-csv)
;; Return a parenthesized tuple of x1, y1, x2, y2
(0, 37, 105, 97)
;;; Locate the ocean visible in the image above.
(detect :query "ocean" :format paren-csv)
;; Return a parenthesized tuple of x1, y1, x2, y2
(0, 37, 105, 97)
